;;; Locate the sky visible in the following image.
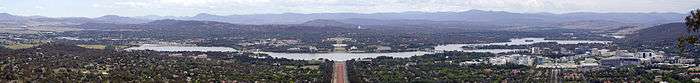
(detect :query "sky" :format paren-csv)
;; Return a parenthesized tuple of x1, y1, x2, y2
(0, 0, 698, 17)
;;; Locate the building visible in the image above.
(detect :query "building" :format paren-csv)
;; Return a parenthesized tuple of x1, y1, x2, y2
(678, 58, 696, 64)
(559, 47, 574, 55)
(370, 45, 392, 52)
(489, 54, 535, 66)
(635, 50, 664, 58)
(579, 58, 599, 67)
(192, 54, 208, 59)
(349, 46, 358, 50)
(636, 51, 656, 58)
(332, 44, 348, 52)
(287, 47, 301, 51)
(615, 50, 634, 57)
(591, 48, 601, 56)
(530, 47, 543, 54)
(489, 57, 508, 65)
(591, 48, 614, 56)
(600, 56, 640, 68)
(558, 54, 591, 62)
(510, 54, 535, 66)
(307, 46, 319, 51)
(536, 63, 578, 69)
(324, 37, 353, 43)
(459, 61, 482, 66)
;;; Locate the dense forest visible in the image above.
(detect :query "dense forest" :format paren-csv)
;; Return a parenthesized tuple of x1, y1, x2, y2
(0, 43, 331, 82)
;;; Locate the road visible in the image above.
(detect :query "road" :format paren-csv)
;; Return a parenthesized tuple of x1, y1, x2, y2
(332, 61, 348, 83)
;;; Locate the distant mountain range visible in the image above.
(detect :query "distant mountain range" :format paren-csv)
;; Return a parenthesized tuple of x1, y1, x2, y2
(94, 15, 151, 24)
(299, 19, 359, 28)
(136, 10, 684, 25)
(0, 13, 150, 27)
(0, 10, 689, 33)
(133, 10, 686, 32)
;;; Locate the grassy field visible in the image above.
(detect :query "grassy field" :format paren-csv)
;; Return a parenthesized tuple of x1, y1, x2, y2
(77, 45, 107, 49)
(3, 43, 42, 49)
(0, 26, 82, 34)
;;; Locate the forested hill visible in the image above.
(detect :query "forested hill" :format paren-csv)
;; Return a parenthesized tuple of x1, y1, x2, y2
(622, 22, 696, 50)
(627, 23, 690, 41)
(74, 19, 360, 31)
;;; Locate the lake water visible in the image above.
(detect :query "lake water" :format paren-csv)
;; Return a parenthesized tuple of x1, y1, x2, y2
(125, 44, 238, 52)
(257, 52, 433, 61)
(433, 43, 528, 53)
(126, 38, 611, 61)
(465, 38, 611, 46)
(434, 38, 611, 53)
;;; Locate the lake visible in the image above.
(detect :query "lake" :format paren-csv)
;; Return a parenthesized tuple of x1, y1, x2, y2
(433, 43, 529, 53)
(126, 38, 611, 61)
(125, 44, 238, 52)
(257, 51, 433, 61)
(434, 38, 611, 53)
(465, 38, 611, 46)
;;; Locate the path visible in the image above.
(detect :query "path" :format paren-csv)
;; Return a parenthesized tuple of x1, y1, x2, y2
(332, 61, 348, 83)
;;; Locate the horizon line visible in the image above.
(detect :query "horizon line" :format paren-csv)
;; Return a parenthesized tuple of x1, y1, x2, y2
(2, 9, 690, 18)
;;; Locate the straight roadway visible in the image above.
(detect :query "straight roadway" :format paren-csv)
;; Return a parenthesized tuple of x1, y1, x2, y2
(332, 61, 348, 83)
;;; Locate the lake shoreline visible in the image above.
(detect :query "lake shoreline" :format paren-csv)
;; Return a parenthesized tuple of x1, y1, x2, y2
(125, 38, 612, 61)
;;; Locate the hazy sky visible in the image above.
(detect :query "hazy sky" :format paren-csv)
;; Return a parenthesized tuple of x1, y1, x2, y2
(0, 0, 698, 17)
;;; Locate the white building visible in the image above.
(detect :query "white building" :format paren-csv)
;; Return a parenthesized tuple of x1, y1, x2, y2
(489, 54, 534, 66)
(536, 63, 578, 68)
(591, 48, 614, 56)
(489, 57, 508, 65)
(192, 54, 208, 59)
(374, 46, 392, 51)
(579, 58, 599, 67)
(459, 61, 482, 65)
(349, 46, 358, 50)
(530, 47, 542, 54)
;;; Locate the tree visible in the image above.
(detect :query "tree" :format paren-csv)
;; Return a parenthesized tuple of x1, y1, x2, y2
(679, 9, 700, 56)
(687, 9, 700, 32)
